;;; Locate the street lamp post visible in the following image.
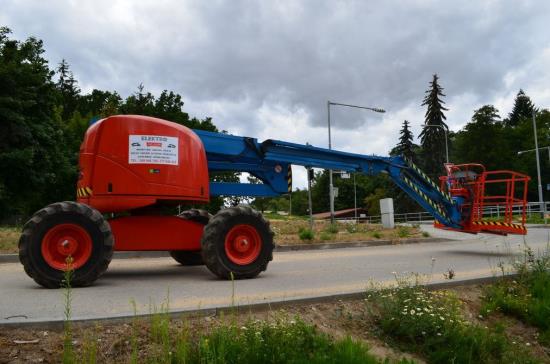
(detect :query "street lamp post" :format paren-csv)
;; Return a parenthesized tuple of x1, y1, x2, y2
(353, 172, 357, 224)
(517, 110, 545, 218)
(518, 146, 550, 163)
(422, 124, 449, 164)
(327, 101, 385, 223)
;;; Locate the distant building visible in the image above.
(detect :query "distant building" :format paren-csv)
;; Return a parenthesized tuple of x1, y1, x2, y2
(312, 208, 368, 220)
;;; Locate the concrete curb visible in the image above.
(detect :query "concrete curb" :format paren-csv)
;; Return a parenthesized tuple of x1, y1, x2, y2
(525, 224, 550, 229)
(275, 237, 452, 252)
(0, 237, 452, 264)
(0, 274, 513, 329)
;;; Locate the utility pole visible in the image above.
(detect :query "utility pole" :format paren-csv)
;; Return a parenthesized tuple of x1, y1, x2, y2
(327, 101, 385, 224)
(307, 167, 314, 230)
(532, 110, 545, 218)
(327, 101, 334, 224)
(353, 173, 357, 222)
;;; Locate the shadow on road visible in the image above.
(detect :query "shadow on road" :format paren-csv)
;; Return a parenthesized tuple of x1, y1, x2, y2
(445, 250, 517, 258)
(102, 265, 218, 281)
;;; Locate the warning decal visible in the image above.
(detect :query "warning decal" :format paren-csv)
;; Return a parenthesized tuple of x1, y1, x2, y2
(129, 135, 179, 165)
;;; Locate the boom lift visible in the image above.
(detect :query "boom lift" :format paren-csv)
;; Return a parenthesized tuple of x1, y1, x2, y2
(19, 115, 530, 287)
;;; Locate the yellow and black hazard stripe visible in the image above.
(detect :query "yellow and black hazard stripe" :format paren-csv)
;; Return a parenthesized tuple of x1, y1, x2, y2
(403, 158, 453, 202)
(286, 165, 292, 193)
(472, 221, 526, 231)
(403, 176, 448, 220)
(76, 187, 93, 198)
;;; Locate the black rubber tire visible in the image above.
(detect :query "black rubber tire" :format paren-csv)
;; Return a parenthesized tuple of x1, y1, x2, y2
(170, 209, 212, 266)
(201, 206, 274, 279)
(19, 201, 114, 288)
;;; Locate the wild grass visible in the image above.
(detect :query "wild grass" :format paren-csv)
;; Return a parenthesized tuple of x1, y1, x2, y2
(366, 278, 539, 363)
(192, 316, 397, 364)
(0, 225, 20, 253)
(396, 226, 411, 238)
(324, 223, 339, 234)
(64, 308, 404, 363)
(62, 257, 75, 364)
(482, 247, 550, 345)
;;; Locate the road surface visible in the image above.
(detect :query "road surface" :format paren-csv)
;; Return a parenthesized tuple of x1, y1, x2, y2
(1, 225, 549, 324)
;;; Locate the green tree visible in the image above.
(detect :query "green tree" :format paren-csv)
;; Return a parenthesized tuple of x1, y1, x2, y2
(0, 27, 74, 218)
(388, 120, 423, 213)
(247, 175, 271, 213)
(364, 188, 387, 216)
(391, 120, 418, 161)
(453, 105, 506, 169)
(120, 83, 156, 115)
(55, 59, 80, 121)
(506, 89, 536, 127)
(77, 89, 122, 118)
(289, 189, 309, 215)
(419, 74, 448, 178)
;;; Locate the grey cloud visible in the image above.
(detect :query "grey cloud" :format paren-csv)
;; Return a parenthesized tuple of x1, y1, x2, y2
(2, 0, 550, 136)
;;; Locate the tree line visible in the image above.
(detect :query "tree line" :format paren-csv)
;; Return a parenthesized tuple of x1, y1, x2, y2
(264, 77, 549, 216)
(1, 27, 548, 220)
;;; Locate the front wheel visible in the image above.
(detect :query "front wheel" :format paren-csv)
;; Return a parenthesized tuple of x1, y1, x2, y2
(201, 206, 274, 279)
(19, 201, 113, 288)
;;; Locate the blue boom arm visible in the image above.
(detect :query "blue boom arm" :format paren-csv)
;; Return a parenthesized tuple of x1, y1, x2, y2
(194, 130, 462, 228)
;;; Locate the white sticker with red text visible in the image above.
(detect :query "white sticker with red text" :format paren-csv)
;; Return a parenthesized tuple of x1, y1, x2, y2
(129, 135, 179, 165)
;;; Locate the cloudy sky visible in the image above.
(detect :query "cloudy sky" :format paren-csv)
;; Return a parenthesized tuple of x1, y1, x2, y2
(3, 0, 550, 188)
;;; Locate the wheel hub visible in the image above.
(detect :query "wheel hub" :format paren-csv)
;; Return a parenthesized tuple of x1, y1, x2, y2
(224, 224, 262, 265)
(41, 223, 93, 270)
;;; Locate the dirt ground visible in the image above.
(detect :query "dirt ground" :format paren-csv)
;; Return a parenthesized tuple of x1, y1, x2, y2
(1, 283, 548, 364)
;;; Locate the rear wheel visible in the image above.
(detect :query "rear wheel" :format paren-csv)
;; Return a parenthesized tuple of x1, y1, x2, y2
(170, 209, 212, 266)
(201, 206, 274, 279)
(19, 201, 113, 288)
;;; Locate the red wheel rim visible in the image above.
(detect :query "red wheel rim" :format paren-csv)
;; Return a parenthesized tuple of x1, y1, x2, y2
(41, 223, 93, 270)
(224, 224, 262, 265)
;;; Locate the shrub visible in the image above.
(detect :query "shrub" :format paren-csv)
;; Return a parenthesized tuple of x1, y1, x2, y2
(298, 229, 314, 241)
(324, 223, 339, 234)
(372, 232, 381, 239)
(482, 251, 550, 345)
(422, 231, 430, 238)
(366, 283, 538, 363)
(396, 226, 411, 238)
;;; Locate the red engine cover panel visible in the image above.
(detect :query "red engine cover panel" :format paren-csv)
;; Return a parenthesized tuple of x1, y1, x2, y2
(77, 115, 209, 213)
(109, 215, 204, 251)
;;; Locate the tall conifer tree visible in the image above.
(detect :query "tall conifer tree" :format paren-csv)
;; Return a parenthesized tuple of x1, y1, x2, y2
(419, 74, 448, 177)
(56, 59, 80, 120)
(395, 120, 417, 161)
(506, 89, 536, 127)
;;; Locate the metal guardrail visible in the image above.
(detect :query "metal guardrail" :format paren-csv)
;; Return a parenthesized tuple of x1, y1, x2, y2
(334, 201, 549, 224)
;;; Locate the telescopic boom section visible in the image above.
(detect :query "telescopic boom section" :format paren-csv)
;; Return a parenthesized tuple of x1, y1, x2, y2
(195, 130, 462, 229)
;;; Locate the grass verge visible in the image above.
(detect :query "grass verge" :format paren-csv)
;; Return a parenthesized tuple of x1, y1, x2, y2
(482, 247, 550, 346)
(365, 277, 540, 363)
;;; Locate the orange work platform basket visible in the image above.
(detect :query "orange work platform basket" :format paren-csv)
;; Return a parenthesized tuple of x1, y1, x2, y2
(436, 163, 530, 235)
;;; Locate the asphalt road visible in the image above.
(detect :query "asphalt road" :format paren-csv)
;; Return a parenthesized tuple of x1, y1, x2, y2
(1, 225, 549, 324)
